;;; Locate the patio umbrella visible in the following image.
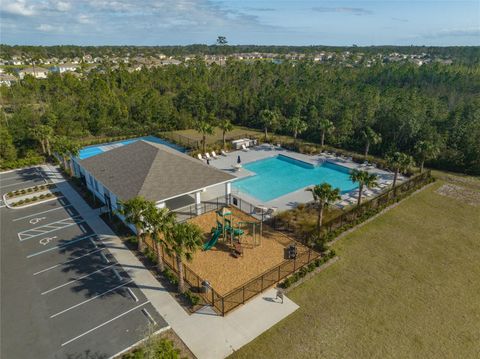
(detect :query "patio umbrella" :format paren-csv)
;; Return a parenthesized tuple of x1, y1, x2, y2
(237, 155, 241, 164)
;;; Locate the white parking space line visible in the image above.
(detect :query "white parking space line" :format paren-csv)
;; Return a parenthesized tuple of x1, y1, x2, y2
(61, 301, 150, 347)
(27, 234, 97, 259)
(142, 308, 157, 325)
(33, 248, 104, 276)
(127, 288, 139, 302)
(13, 205, 73, 222)
(100, 252, 109, 264)
(50, 280, 134, 318)
(41, 263, 117, 295)
(112, 268, 123, 281)
(18, 216, 85, 241)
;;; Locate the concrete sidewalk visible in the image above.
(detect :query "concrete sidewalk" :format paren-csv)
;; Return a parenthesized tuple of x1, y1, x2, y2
(42, 165, 299, 359)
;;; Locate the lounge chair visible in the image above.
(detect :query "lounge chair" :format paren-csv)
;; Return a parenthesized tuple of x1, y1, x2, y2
(221, 149, 228, 156)
(241, 144, 249, 152)
(197, 154, 204, 161)
(211, 151, 219, 159)
(205, 152, 212, 160)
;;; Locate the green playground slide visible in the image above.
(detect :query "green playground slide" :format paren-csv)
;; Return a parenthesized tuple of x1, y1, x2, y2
(203, 227, 221, 250)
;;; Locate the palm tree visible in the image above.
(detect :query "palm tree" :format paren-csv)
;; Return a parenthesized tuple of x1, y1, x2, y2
(386, 152, 415, 188)
(65, 141, 81, 176)
(118, 197, 154, 252)
(362, 127, 382, 159)
(259, 109, 279, 141)
(144, 205, 176, 272)
(286, 116, 308, 146)
(306, 183, 341, 236)
(195, 119, 214, 154)
(349, 170, 378, 205)
(52, 136, 69, 170)
(414, 140, 440, 173)
(170, 222, 204, 293)
(218, 119, 233, 149)
(318, 119, 335, 147)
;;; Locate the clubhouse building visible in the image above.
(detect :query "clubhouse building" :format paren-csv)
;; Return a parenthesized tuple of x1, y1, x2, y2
(73, 140, 235, 224)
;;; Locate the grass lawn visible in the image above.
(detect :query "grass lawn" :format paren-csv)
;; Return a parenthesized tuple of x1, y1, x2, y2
(230, 175, 480, 359)
(172, 126, 263, 145)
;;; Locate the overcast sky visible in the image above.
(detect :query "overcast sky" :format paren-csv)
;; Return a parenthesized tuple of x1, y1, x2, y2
(1, 0, 479, 46)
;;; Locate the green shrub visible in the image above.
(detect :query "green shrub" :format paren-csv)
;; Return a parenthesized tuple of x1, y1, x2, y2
(162, 268, 178, 285)
(183, 290, 200, 307)
(122, 337, 182, 359)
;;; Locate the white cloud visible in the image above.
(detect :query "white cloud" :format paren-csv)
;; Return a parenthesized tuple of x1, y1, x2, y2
(77, 14, 92, 24)
(53, 1, 72, 12)
(312, 7, 373, 16)
(3, 0, 36, 16)
(37, 23, 63, 32)
(423, 28, 480, 39)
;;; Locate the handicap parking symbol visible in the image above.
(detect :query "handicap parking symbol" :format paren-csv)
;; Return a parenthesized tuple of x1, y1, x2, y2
(30, 217, 46, 225)
(39, 236, 57, 246)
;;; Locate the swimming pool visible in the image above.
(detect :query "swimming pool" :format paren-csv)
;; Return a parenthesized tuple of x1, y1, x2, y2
(233, 155, 357, 202)
(78, 135, 185, 160)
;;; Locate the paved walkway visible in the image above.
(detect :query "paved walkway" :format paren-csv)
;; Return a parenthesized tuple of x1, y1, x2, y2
(42, 165, 299, 359)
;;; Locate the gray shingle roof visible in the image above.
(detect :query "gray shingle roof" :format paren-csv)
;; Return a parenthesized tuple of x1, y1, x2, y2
(79, 140, 235, 202)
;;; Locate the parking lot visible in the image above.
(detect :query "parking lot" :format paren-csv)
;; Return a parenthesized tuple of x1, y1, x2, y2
(1, 168, 168, 359)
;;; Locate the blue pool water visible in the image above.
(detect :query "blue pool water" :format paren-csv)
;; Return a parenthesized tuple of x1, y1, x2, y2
(78, 135, 185, 160)
(233, 155, 357, 202)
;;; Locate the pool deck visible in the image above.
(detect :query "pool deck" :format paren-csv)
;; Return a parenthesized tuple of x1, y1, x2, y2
(207, 144, 403, 212)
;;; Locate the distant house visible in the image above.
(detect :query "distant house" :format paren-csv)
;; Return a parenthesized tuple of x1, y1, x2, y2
(50, 63, 80, 74)
(0, 73, 17, 86)
(161, 59, 182, 66)
(18, 67, 49, 79)
(83, 54, 93, 63)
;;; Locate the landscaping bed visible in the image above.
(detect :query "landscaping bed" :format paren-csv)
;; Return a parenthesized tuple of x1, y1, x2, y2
(9, 192, 58, 207)
(6, 183, 54, 198)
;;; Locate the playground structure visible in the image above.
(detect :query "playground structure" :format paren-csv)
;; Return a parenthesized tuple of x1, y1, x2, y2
(203, 207, 261, 252)
(187, 207, 300, 295)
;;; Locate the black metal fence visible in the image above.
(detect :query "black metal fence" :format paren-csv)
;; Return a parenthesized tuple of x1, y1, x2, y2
(269, 170, 433, 239)
(144, 228, 320, 316)
(172, 196, 228, 222)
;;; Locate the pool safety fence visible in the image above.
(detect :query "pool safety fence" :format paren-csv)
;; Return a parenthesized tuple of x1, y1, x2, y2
(172, 196, 229, 222)
(269, 170, 433, 240)
(160, 132, 201, 150)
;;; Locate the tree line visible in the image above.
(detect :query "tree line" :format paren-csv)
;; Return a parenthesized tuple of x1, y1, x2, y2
(0, 60, 479, 174)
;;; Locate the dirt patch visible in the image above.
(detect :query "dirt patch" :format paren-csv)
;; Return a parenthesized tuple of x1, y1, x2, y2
(435, 184, 480, 206)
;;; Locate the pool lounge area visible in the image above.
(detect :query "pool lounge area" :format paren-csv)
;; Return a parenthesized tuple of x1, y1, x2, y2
(208, 144, 402, 212)
(233, 155, 358, 202)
